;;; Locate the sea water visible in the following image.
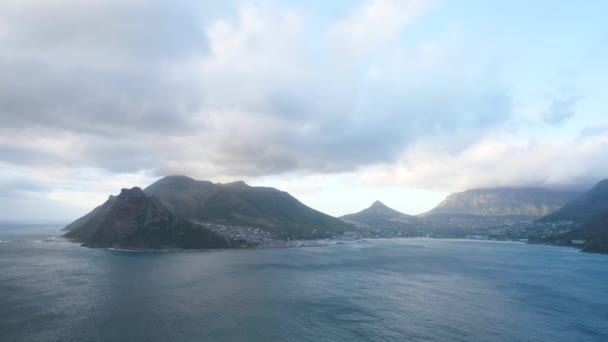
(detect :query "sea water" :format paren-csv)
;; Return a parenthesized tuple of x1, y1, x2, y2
(1, 226, 607, 341)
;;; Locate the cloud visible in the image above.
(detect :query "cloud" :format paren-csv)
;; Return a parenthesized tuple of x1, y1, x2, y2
(0, 163, 156, 221)
(325, 0, 432, 59)
(4, 0, 604, 221)
(542, 85, 584, 125)
(580, 124, 608, 138)
(0, 0, 513, 181)
(360, 135, 608, 192)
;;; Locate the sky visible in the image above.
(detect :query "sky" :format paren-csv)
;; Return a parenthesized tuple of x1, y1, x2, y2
(1, 0, 607, 222)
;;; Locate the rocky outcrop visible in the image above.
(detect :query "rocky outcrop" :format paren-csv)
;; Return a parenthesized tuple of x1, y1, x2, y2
(63, 187, 231, 249)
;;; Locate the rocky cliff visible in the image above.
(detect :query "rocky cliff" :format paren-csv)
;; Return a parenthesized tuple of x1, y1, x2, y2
(63, 187, 231, 249)
(423, 188, 581, 218)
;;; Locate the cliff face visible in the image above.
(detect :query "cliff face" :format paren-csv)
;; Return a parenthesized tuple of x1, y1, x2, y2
(63, 187, 230, 249)
(424, 188, 581, 217)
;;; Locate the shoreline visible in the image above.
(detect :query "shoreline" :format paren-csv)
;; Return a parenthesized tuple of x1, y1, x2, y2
(5, 234, 604, 255)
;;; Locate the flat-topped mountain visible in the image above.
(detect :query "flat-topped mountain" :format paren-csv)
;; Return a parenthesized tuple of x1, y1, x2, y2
(63, 187, 230, 249)
(423, 188, 581, 218)
(538, 179, 608, 223)
(143, 175, 352, 239)
(341, 201, 418, 228)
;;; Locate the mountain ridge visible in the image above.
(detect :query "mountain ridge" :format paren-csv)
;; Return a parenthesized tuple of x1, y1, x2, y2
(143, 175, 352, 239)
(422, 187, 582, 218)
(537, 179, 608, 223)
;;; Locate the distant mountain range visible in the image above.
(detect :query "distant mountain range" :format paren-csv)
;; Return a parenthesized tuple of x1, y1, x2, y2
(63, 176, 352, 249)
(62, 175, 608, 253)
(340, 200, 418, 229)
(422, 188, 582, 218)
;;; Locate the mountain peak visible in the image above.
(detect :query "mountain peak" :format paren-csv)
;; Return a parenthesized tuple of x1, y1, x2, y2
(145, 175, 213, 194)
(341, 200, 418, 227)
(160, 175, 196, 184)
(222, 180, 249, 187)
(120, 186, 143, 195)
(370, 200, 388, 209)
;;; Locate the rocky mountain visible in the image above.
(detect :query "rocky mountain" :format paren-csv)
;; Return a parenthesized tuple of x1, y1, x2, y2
(423, 188, 581, 218)
(143, 175, 352, 239)
(340, 201, 419, 229)
(61, 195, 116, 232)
(537, 179, 608, 223)
(561, 214, 608, 253)
(63, 187, 230, 249)
(534, 179, 608, 253)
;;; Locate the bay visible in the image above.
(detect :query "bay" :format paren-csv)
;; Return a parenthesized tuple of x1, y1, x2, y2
(1, 227, 607, 341)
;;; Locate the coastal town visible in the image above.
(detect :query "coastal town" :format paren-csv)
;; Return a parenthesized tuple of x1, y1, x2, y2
(196, 217, 584, 249)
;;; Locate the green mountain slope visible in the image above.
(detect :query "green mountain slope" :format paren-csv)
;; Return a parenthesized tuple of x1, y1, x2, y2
(144, 175, 352, 239)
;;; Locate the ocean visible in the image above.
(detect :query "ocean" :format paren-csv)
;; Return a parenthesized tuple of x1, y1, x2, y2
(1, 226, 607, 341)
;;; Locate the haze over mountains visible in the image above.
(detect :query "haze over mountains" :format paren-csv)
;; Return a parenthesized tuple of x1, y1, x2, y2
(62, 175, 608, 253)
(340, 188, 583, 233)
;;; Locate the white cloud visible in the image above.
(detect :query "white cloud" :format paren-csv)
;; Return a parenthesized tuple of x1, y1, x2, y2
(360, 136, 608, 192)
(325, 0, 433, 59)
(0, 0, 603, 220)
